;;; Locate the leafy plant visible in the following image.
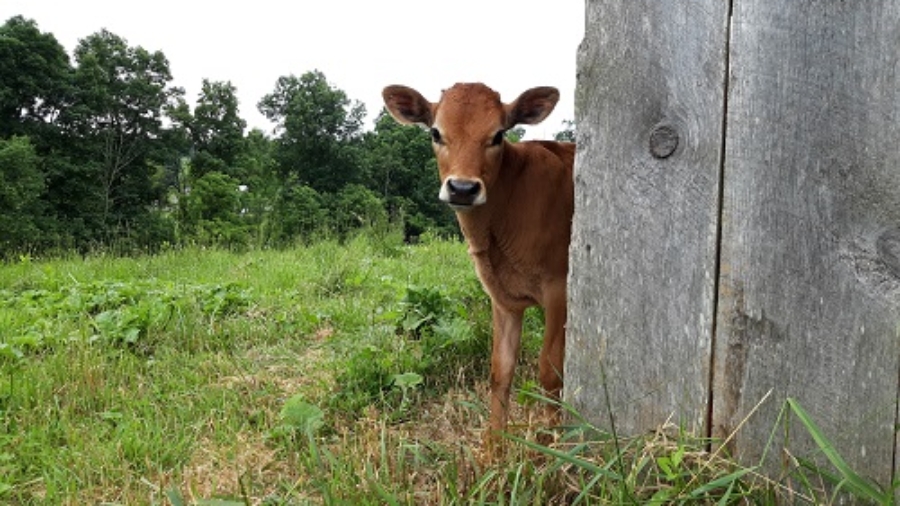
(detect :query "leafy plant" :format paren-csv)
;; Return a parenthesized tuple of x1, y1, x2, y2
(397, 285, 450, 337)
(0, 279, 251, 357)
(276, 394, 325, 440)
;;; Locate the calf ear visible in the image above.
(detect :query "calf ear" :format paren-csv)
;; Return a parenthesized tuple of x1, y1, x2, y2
(382, 85, 434, 127)
(505, 86, 560, 127)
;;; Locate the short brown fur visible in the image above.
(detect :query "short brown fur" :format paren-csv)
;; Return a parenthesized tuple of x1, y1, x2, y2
(382, 83, 574, 454)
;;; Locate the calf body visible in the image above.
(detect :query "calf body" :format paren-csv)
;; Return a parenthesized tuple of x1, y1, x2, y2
(382, 83, 574, 446)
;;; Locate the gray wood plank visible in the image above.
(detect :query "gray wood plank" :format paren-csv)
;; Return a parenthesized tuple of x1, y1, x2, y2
(566, 0, 729, 435)
(713, 0, 900, 483)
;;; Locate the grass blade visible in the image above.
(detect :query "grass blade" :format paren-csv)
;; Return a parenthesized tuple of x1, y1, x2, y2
(504, 433, 621, 480)
(787, 398, 888, 503)
(688, 467, 754, 498)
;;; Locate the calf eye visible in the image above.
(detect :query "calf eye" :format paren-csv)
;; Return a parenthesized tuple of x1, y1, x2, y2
(430, 128, 443, 144)
(491, 130, 506, 146)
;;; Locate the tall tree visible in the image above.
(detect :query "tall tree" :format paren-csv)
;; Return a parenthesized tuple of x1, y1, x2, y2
(258, 70, 366, 194)
(233, 128, 278, 241)
(0, 16, 71, 138)
(61, 29, 183, 236)
(190, 79, 246, 178)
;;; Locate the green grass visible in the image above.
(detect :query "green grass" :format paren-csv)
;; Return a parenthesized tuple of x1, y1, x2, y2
(0, 232, 893, 504)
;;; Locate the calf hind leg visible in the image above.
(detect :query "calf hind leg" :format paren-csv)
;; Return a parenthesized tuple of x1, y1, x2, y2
(538, 293, 566, 426)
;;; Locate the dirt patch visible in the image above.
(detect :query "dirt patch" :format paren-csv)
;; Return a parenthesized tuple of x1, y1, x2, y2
(177, 431, 294, 503)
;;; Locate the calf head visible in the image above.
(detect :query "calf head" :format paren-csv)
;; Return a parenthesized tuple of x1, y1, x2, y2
(382, 83, 559, 210)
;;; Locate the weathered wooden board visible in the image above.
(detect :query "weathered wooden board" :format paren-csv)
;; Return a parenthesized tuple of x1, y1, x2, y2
(712, 1, 900, 482)
(566, 1, 729, 435)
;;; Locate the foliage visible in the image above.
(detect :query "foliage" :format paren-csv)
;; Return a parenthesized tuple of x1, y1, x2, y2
(0, 16, 70, 138)
(331, 183, 389, 238)
(506, 126, 527, 142)
(0, 17, 587, 253)
(555, 119, 576, 142)
(179, 170, 251, 246)
(783, 398, 894, 504)
(63, 29, 182, 236)
(362, 111, 457, 239)
(189, 79, 247, 179)
(327, 280, 490, 419)
(0, 278, 250, 358)
(259, 70, 366, 194)
(0, 238, 892, 504)
(275, 394, 325, 440)
(269, 179, 327, 244)
(0, 136, 46, 254)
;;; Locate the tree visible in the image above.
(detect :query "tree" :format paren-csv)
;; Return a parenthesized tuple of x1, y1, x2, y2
(232, 128, 278, 242)
(331, 184, 387, 238)
(271, 180, 326, 244)
(190, 79, 246, 178)
(554, 120, 576, 142)
(505, 127, 526, 143)
(361, 110, 456, 238)
(181, 170, 247, 246)
(0, 16, 71, 138)
(0, 136, 46, 254)
(258, 70, 366, 194)
(61, 29, 183, 238)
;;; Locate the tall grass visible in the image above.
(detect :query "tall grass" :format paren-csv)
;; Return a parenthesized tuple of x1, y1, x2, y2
(0, 232, 893, 504)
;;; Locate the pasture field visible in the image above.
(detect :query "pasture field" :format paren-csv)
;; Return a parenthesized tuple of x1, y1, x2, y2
(0, 233, 885, 504)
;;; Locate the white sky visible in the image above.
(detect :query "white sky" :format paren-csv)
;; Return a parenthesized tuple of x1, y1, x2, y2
(2, 1, 584, 139)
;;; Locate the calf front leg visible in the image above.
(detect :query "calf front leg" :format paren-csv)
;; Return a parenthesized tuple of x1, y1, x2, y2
(487, 302, 524, 446)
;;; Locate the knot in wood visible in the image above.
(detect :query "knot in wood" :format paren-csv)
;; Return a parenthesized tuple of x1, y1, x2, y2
(649, 124, 679, 159)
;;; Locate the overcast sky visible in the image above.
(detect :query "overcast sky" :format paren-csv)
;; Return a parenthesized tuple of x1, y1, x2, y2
(2, 1, 584, 138)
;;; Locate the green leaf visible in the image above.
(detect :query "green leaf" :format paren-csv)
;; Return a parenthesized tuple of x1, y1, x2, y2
(280, 394, 324, 435)
(390, 372, 423, 390)
(657, 455, 675, 479)
(166, 488, 186, 506)
(688, 467, 755, 498)
(123, 326, 141, 344)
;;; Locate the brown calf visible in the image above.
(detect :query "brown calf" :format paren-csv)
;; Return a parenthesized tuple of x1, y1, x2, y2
(382, 83, 574, 447)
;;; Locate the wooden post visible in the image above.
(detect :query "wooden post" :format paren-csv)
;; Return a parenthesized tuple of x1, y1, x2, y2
(713, 1, 900, 482)
(566, 0, 730, 435)
(568, 0, 900, 481)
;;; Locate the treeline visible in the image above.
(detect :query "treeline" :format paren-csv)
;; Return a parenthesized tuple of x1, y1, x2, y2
(0, 16, 574, 257)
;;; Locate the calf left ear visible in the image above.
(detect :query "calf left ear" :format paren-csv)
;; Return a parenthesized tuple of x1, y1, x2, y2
(505, 87, 560, 128)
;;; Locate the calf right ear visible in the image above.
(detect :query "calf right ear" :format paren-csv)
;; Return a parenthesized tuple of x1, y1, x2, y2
(383, 85, 434, 127)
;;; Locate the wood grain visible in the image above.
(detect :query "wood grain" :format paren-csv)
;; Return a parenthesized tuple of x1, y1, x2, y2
(566, 0, 730, 435)
(571, 0, 900, 482)
(713, 0, 900, 481)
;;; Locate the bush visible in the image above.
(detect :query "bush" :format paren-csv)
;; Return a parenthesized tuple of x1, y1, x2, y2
(328, 282, 490, 419)
(330, 184, 388, 239)
(271, 182, 327, 244)
(0, 136, 46, 256)
(179, 171, 251, 247)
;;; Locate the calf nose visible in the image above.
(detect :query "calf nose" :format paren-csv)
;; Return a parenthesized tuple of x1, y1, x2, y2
(447, 179, 481, 198)
(441, 177, 486, 208)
